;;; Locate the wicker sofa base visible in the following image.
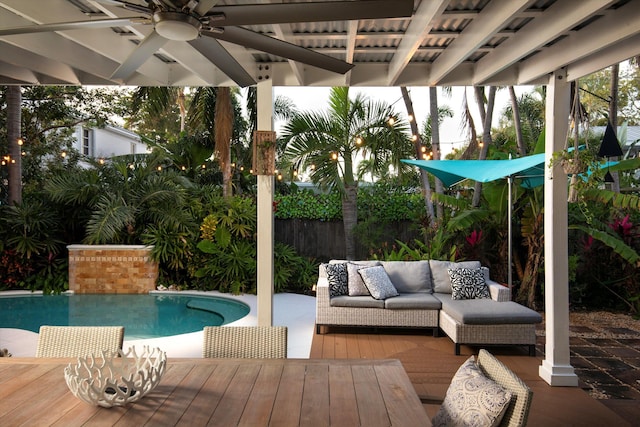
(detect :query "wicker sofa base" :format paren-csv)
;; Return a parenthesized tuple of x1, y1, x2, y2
(316, 282, 439, 335)
(439, 310, 538, 356)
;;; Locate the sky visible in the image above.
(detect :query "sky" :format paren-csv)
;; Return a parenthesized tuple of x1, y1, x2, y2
(273, 85, 534, 156)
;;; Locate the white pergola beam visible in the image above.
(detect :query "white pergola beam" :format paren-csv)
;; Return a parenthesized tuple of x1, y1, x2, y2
(473, 0, 615, 85)
(517, 0, 640, 84)
(427, 0, 530, 85)
(387, 0, 447, 86)
(344, 20, 358, 87)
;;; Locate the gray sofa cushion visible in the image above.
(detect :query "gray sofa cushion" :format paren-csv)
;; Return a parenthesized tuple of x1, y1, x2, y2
(330, 295, 385, 308)
(435, 293, 542, 325)
(384, 293, 442, 310)
(430, 260, 481, 293)
(380, 260, 432, 293)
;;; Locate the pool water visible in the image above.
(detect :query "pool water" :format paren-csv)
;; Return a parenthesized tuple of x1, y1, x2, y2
(0, 293, 250, 339)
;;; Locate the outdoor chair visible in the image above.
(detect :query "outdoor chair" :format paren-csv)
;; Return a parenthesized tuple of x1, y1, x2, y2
(424, 349, 533, 427)
(202, 326, 288, 359)
(35, 326, 125, 358)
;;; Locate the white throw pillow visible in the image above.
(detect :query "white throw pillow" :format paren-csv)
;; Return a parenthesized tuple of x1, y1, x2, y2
(432, 356, 512, 427)
(448, 268, 491, 300)
(358, 266, 399, 300)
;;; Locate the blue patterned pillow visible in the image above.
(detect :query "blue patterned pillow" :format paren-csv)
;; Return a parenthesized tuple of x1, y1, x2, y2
(326, 263, 348, 296)
(358, 266, 399, 300)
(448, 268, 491, 300)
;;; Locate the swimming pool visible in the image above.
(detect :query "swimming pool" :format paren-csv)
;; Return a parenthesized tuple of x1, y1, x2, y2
(0, 293, 250, 339)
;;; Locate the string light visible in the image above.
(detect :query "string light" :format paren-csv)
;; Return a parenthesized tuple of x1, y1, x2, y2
(250, 169, 254, 174)
(17, 138, 23, 146)
(355, 136, 363, 145)
(277, 174, 283, 180)
(99, 158, 105, 165)
(129, 164, 135, 169)
(421, 146, 427, 152)
(408, 114, 414, 122)
(61, 151, 67, 158)
(331, 152, 338, 160)
(157, 166, 162, 171)
(411, 134, 418, 141)
(240, 166, 244, 171)
(387, 116, 395, 126)
(181, 165, 186, 170)
(310, 164, 316, 170)
(201, 164, 206, 169)
(293, 169, 298, 177)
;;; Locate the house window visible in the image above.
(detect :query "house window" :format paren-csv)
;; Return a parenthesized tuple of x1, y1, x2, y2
(82, 128, 92, 156)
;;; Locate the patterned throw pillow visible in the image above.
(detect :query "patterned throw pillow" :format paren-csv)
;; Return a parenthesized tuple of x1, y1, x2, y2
(325, 263, 348, 296)
(448, 268, 491, 300)
(358, 266, 399, 300)
(432, 356, 512, 427)
(347, 262, 376, 296)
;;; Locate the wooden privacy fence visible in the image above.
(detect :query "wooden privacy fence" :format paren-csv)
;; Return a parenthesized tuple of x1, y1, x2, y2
(275, 219, 420, 261)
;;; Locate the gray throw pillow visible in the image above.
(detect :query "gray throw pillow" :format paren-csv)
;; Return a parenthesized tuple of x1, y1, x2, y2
(325, 263, 348, 297)
(433, 356, 512, 427)
(347, 262, 379, 296)
(358, 266, 399, 300)
(448, 267, 491, 300)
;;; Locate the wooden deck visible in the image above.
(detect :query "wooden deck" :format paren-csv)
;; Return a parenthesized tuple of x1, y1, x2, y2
(311, 327, 634, 426)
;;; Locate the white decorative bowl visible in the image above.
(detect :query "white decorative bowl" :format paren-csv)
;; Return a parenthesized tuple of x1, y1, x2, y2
(64, 346, 166, 408)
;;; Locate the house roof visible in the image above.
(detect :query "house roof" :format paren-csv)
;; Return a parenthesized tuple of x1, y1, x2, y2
(1, 0, 639, 87)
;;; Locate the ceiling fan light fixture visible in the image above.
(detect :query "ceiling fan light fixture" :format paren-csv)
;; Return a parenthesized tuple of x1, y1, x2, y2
(154, 12, 201, 41)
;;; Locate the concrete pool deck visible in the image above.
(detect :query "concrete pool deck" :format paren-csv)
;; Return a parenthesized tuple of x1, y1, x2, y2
(0, 291, 317, 359)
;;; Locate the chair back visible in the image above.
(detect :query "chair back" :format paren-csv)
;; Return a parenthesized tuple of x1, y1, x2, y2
(477, 349, 533, 427)
(36, 326, 124, 358)
(202, 326, 287, 358)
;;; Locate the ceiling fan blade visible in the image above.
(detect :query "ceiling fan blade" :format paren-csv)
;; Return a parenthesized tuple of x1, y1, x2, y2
(209, 27, 354, 75)
(189, 37, 256, 87)
(211, 0, 414, 26)
(111, 30, 168, 81)
(0, 18, 145, 36)
(193, 0, 219, 16)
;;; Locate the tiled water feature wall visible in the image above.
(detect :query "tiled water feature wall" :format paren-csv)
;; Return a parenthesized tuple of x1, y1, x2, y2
(67, 245, 158, 294)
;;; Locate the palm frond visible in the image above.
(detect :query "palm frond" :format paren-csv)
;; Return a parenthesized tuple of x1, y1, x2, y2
(85, 194, 135, 244)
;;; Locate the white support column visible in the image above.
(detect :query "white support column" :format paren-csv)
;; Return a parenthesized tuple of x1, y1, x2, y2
(539, 70, 579, 387)
(256, 79, 274, 327)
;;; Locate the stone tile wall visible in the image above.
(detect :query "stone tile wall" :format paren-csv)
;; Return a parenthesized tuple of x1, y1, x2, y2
(67, 245, 158, 294)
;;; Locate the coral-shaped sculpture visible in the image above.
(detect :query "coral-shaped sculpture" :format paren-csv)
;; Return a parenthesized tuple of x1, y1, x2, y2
(64, 346, 166, 408)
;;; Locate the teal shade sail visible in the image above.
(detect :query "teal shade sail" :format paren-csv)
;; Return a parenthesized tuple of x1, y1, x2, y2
(401, 153, 546, 189)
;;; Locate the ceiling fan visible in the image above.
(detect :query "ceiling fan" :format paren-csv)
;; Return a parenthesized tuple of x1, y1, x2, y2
(0, 0, 414, 87)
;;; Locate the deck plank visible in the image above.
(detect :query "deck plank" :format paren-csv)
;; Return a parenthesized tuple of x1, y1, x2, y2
(311, 326, 633, 426)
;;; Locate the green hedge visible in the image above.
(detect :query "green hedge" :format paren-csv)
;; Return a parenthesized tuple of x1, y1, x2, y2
(274, 184, 426, 222)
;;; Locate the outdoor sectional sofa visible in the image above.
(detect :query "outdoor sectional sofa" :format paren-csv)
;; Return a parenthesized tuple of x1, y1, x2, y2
(315, 260, 542, 355)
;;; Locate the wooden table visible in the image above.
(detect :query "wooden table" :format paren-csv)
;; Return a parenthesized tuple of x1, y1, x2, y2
(0, 357, 430, 426)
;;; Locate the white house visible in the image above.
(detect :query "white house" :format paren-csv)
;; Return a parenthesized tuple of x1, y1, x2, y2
(73, 124, 149, 160)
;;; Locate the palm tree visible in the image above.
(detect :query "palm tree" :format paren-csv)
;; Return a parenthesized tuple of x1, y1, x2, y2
(281, 87, 410, 259)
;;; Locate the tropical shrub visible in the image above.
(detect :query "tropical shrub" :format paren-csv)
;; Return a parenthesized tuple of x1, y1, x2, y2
(190, 195, 317, 294)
